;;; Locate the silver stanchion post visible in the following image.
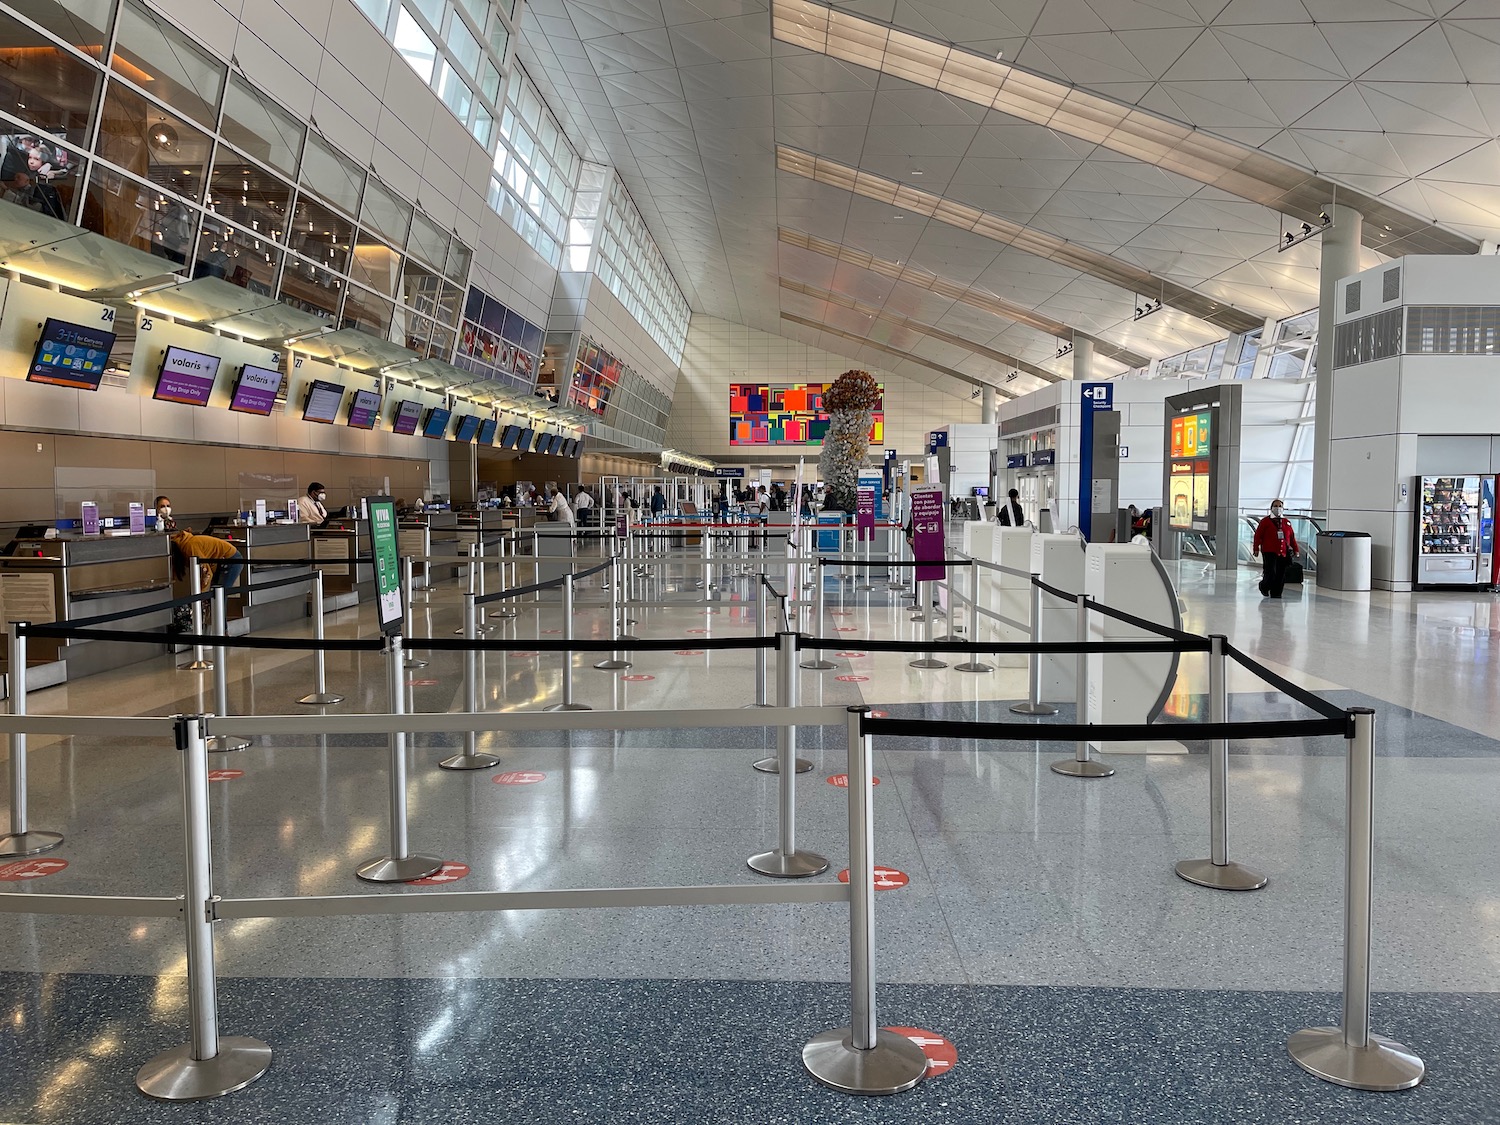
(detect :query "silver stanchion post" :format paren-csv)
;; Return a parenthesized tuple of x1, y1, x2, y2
(749, 633, 825, 868)
(909, 579, 948, 669)
(401, 558, 429, 669)
(857, 532, 873, 591)
(0, 624, 62, 857)
(1010, 579, 1059, 716)
(1288, 707, 1424, 1092)
(595, 554, 632, 670)
(753, 631, 813, 774)
(1050, 593, 1113, 778)
(803, 707, 928, 1094)
(800, 560, 835, 670)
(356, 634, 443, 882)
(1176, 635, 1265, 890)
(440, 595, 501, 770)
(180, 564, 213, 671)
(955, 561, 992, 674)
(489, 538, 517, 619)
(298, 571, 344, 705)
(207, 587, 249, 753)
(886, 526, 902, 590)
(136, 715, 271, 1100)
(744, 574, 771, 708)
(546, 573, 591, 711)
(935, 565, 961, 642)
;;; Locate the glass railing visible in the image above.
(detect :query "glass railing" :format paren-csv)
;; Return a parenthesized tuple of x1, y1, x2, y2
(1236, 509, 1322, 574)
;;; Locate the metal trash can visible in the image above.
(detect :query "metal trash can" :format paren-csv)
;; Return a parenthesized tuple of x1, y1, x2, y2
(1316, 531, 1371, 591)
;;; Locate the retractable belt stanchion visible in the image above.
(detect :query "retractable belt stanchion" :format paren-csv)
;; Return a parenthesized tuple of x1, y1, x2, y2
(1050, 593, 1113, 778)
(744, 575, 770, 707)
(800, 560, 835, 670)
(1175, 634, 1265, 890)
(0, 624, 62, 857)
(753, 632, 812, 774)
(440, 596, 501, 770)
(401, 559, 428, 670)
(594, 554, 632, 670)
(750, 636, 834, 882)
(181, 565, 212, 671)
(909, 578, 947, 670)
(207, 587, 250, 753)
(546, 573, 591, 712)
(803, 707, 928, 1094)
(1010, 580, 1059, 716)
(136, 715, 271, 1100)
(886, 527, 902, 590)
(857, 532, 873, 591)
(954, 560, 992, 674)
(935, 566, 961, 642)
(456, 544, 477, 633)
(298, 571, 344, 705)
(1288, 706, 1424, 1092)
(489, 538, 517, 619)
(356, 634, 443, 883)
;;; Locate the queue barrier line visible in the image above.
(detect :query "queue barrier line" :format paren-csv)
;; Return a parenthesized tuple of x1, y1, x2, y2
(14, 624, 384, 653)
(241, 571, 321, 596)
(1224, 642, 1348, 722)
(797, 634, 1196, 656)
(0, 893, 182, 918)
(860, 714, 1352, 744)
(32, 589, 210, 631)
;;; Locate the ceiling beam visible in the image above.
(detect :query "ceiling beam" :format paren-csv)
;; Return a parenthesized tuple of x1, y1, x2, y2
(778, 312, 1017, 396)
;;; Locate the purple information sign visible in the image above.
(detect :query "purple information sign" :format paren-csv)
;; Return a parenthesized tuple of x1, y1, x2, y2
(909, 485, 945, 583)
(80, 502, 99, 537)
(154, 346, 221, 407)
(129, 502, 145, 534)
(229, 364, 283, 415)
(856, 487, 875, 542)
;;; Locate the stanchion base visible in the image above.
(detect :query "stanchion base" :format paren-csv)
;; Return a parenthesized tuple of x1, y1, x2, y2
(747, 848, 830, 878)
(753, 757, 813, 774)
(403, 658, 429, 670)
(298, 693, 345, 706)
(802, 1028, 929, 1095)
(439, 752, 502, 771)
(489, 609, 518, 619)
(741, 702, 773, 708)
(545, 703, 594, 711)
(934, 634, 961, 643)
(1009, 701, 1059, 716)
(908, 658, 948, 670)
(180, 660, 214, 671)
(857, 583, 873, 591)
(954, 662, 993, 674)
(594, 658, 633, 670)
(1174, 858, 1268, 891)
(1287, 1028, 1424, 1091)
(799, 659, 836, 670)
(355, 854, 445, 883)
(1050, 757, 1115, 778)
(0, 830, 64, 858)
(207, 735, 251, 754)
(136, 1037, 273, 1101)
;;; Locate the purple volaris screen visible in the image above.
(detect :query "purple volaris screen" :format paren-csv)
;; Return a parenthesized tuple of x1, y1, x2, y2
(347, 388, 382, 429)
(391, 399, 422, 435)
(228, 363, 283, 416)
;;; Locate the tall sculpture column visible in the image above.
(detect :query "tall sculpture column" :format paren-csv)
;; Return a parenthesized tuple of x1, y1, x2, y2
(981, 386, 997, 425)
(1312, 203, 1363, 515)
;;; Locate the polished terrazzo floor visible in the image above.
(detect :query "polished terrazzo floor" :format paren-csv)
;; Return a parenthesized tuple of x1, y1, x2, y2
(0, 541, 1496, 1123)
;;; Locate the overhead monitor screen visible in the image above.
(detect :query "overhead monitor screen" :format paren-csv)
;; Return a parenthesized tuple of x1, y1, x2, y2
(302, 379, 345, 423)
(153, 345, 221, 406)
(477, 418, 498, 445)
(499, 424, 521, 448)
(228, 363, 283, 415)
(422, 406, 453, 437)
(26, 317, 116, 391)
(516, 427, 534, 452)
(391, 399, 422, 435)
(453, 414, 481, 442)
(347, 388, 383, 429)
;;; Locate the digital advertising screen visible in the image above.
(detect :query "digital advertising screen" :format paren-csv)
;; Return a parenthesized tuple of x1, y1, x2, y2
(391, 399, 423, 435)
(153, 345, 221, 406)
(453, 414, 481, 442)
(1166, 406, 1217, 533)
(302, 379, 345, 423)
(729, 381, 885, 445)
(422, 406, 453, 438)
(26, 317, 116, 391)
(346, 388, 382, 429)
(229, 363, 283, 415)
(477, 418, 497, 445)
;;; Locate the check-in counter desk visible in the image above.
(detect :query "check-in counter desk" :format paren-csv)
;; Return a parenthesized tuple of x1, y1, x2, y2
(214, 524, 311, 633)
(311, 520, 372, 609)
(1, 534, 172, 690)
(455, 510, 515, 555)
(400, 512, 460, 587)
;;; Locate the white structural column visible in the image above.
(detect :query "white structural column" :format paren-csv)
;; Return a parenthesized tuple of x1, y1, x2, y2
(981, 386, 997, 425)
(1071, 337, 1094, 382)
(1312, 203, 1363, 515)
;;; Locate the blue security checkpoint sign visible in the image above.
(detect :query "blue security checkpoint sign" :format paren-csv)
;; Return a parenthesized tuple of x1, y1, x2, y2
(1078, 382, 1114, 539)
(926, 431, 949, 454)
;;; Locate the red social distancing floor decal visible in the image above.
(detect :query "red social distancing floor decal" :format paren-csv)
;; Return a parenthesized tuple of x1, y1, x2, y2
(835, 674, 869, 682)
(883, 1027, 958, 1077)
(836, 626, 859, 632)
(870, 710, 889, 718)
(675, 650, 706, 656)
(0, 858, 68, 881)
(207, 769, 244, 782)
(507, 652, 539, 658)
(407, 679, 440, 687)
(493, 771, 547, 786)
(836, 651, 866, 657)
(621, 674, 654, 682)
(837, 866, 909, 890)
(827, 774, 880, 787)
(686, 628, 711, 634)
(410, 862, 470, 886)
(541, 628, 563, 634)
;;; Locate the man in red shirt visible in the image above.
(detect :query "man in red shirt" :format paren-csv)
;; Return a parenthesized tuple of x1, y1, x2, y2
(1252, 499, 1300, 598)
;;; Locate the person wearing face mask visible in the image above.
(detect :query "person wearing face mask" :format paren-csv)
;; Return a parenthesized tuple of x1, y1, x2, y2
(1252, 499, 1300, 599)
(153, 495, 176, 533)
(295, 482, 330, 526)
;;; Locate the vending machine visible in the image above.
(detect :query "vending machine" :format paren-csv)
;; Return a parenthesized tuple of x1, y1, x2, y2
(1480, 476, 1497, 589)
(1414, 476, 1485, 587)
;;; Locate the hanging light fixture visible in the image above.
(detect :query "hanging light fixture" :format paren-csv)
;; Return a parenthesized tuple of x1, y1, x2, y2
(149, 121, 178, 150)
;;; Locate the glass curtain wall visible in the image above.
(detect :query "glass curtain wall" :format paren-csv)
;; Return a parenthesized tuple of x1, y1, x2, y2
(595, 174, 690, 364)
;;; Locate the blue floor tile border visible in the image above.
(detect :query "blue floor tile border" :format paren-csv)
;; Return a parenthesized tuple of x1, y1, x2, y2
(0, 971, 1494, 1124)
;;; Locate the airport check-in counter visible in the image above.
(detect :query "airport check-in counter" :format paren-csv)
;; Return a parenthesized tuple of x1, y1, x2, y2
(312, 519, 372, 608)
(215, 523, 311, 632)
(400, 511, 461, 587)
(1, 533, 172, 689)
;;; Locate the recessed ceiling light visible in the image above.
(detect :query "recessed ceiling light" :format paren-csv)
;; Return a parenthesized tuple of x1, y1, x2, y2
(893, 213, 905, 219)
(910, 169, 924, 176)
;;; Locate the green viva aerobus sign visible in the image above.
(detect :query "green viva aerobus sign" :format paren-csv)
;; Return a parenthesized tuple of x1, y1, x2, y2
(366, 496, 403, 635)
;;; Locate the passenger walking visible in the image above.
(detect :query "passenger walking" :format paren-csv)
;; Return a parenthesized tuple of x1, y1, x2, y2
(1252, 499, 1300, 598)
(996, 488, 1025, 526)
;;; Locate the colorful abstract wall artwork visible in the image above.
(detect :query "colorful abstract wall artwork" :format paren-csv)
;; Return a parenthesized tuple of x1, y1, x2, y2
(729, 382, 885, 445)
